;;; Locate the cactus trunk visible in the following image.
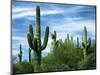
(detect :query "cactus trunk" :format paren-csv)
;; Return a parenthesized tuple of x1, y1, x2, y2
(77, 37, 79, 48)
(29, 48, 31, 63)
(27, 5, 49, 72)
(34, 50, 41, 72)
(18, 44, 22, 64)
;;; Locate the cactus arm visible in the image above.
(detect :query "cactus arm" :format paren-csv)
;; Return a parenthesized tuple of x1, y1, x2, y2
(27, 24, 35, 50)
(51, 31, 56, 40)
(27, 33, 34, 49)
(29, 24, 34, 38)
(87, 37, 91, 49)
(41, 26, 49, 50)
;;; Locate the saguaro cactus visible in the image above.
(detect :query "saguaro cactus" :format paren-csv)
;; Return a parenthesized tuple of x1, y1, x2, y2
(71, 36, 73, 47)
(82, 26, 91, 60)
(29, 48, 32, 63)
(77, 37, 79, 48)
(67, 34, 69, 40)
(88, 37, 91, 48)
(65, 34, 71, 48)
(18, 44, 22, 63)
(51, 31, 58, 49)
(27, 5, 49, 72)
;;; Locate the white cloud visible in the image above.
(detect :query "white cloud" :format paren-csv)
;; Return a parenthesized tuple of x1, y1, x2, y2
(12, 6, 65, 19)
(12, 5, 95, 21)
(13, 11, 35, 19)
(50, 18, 95, 42)
(12, 36, 29, 50)
(13, 7, 34, 13)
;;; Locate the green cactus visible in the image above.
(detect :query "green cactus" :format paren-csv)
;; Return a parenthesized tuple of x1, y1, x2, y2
(27, 5, 49, 72)
(51, 31, 59, 49)
(88, 37, 91, 48)
(65, 34, 71, 48)
(18, 44, 22, 63)
(77, 37, 79, 48)
(67, 34, 69, 40)
(29, 48, 32, 63)
(71, 36, 73, 47)
(82, 26, 91, 60)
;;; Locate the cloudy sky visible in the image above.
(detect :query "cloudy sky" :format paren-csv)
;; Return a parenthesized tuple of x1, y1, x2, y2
(12, 0, 96, 61)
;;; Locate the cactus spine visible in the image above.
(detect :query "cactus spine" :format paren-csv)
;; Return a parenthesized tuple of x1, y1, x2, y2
(27, 5, 49, 72)
(18, 44, 22, 63)
(51, 31, 58, 49)
(29, 48, 32, 63)
(82, 26, 91, 60)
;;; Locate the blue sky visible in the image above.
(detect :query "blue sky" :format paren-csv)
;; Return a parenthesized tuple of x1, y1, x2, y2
(12, 0, 96, 61)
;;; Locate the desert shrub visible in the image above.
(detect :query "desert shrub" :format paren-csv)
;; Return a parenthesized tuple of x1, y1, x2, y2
(78, 53, 96, 70)
(12, 61, 34, 74)
(40, 64, 70, 72)
(42, 40, 84, 71)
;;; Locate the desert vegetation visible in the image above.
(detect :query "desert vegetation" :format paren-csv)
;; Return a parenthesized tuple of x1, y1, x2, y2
(12, 5, 96, 74)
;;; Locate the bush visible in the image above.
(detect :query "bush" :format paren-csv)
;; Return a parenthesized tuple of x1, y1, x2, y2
(78, 53, 96, 70)
(40, 64, 70, 72)
(12, 61, 34, 74)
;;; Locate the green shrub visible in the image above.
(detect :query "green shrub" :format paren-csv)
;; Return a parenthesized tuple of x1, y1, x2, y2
(12, 61, 34, 74)
(40, 64, 70, 72)
(78, 53, 96, 70)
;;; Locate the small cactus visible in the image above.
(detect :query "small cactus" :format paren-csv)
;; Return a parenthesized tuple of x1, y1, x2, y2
(51, 31, 59, 49)
(18, 44, 22, 63)
(82, 26, 91, 60)
(65, 34, 72, 48)
(71, 36, 73, 47)
(77, 37, 79, 48)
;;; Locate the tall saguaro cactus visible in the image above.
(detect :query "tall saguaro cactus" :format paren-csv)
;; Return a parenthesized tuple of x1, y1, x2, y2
(27, 5, 49, 72)
(18, 44, 22, 63)
(51, 31, 58, 49)
(82, 26, 91, 60)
